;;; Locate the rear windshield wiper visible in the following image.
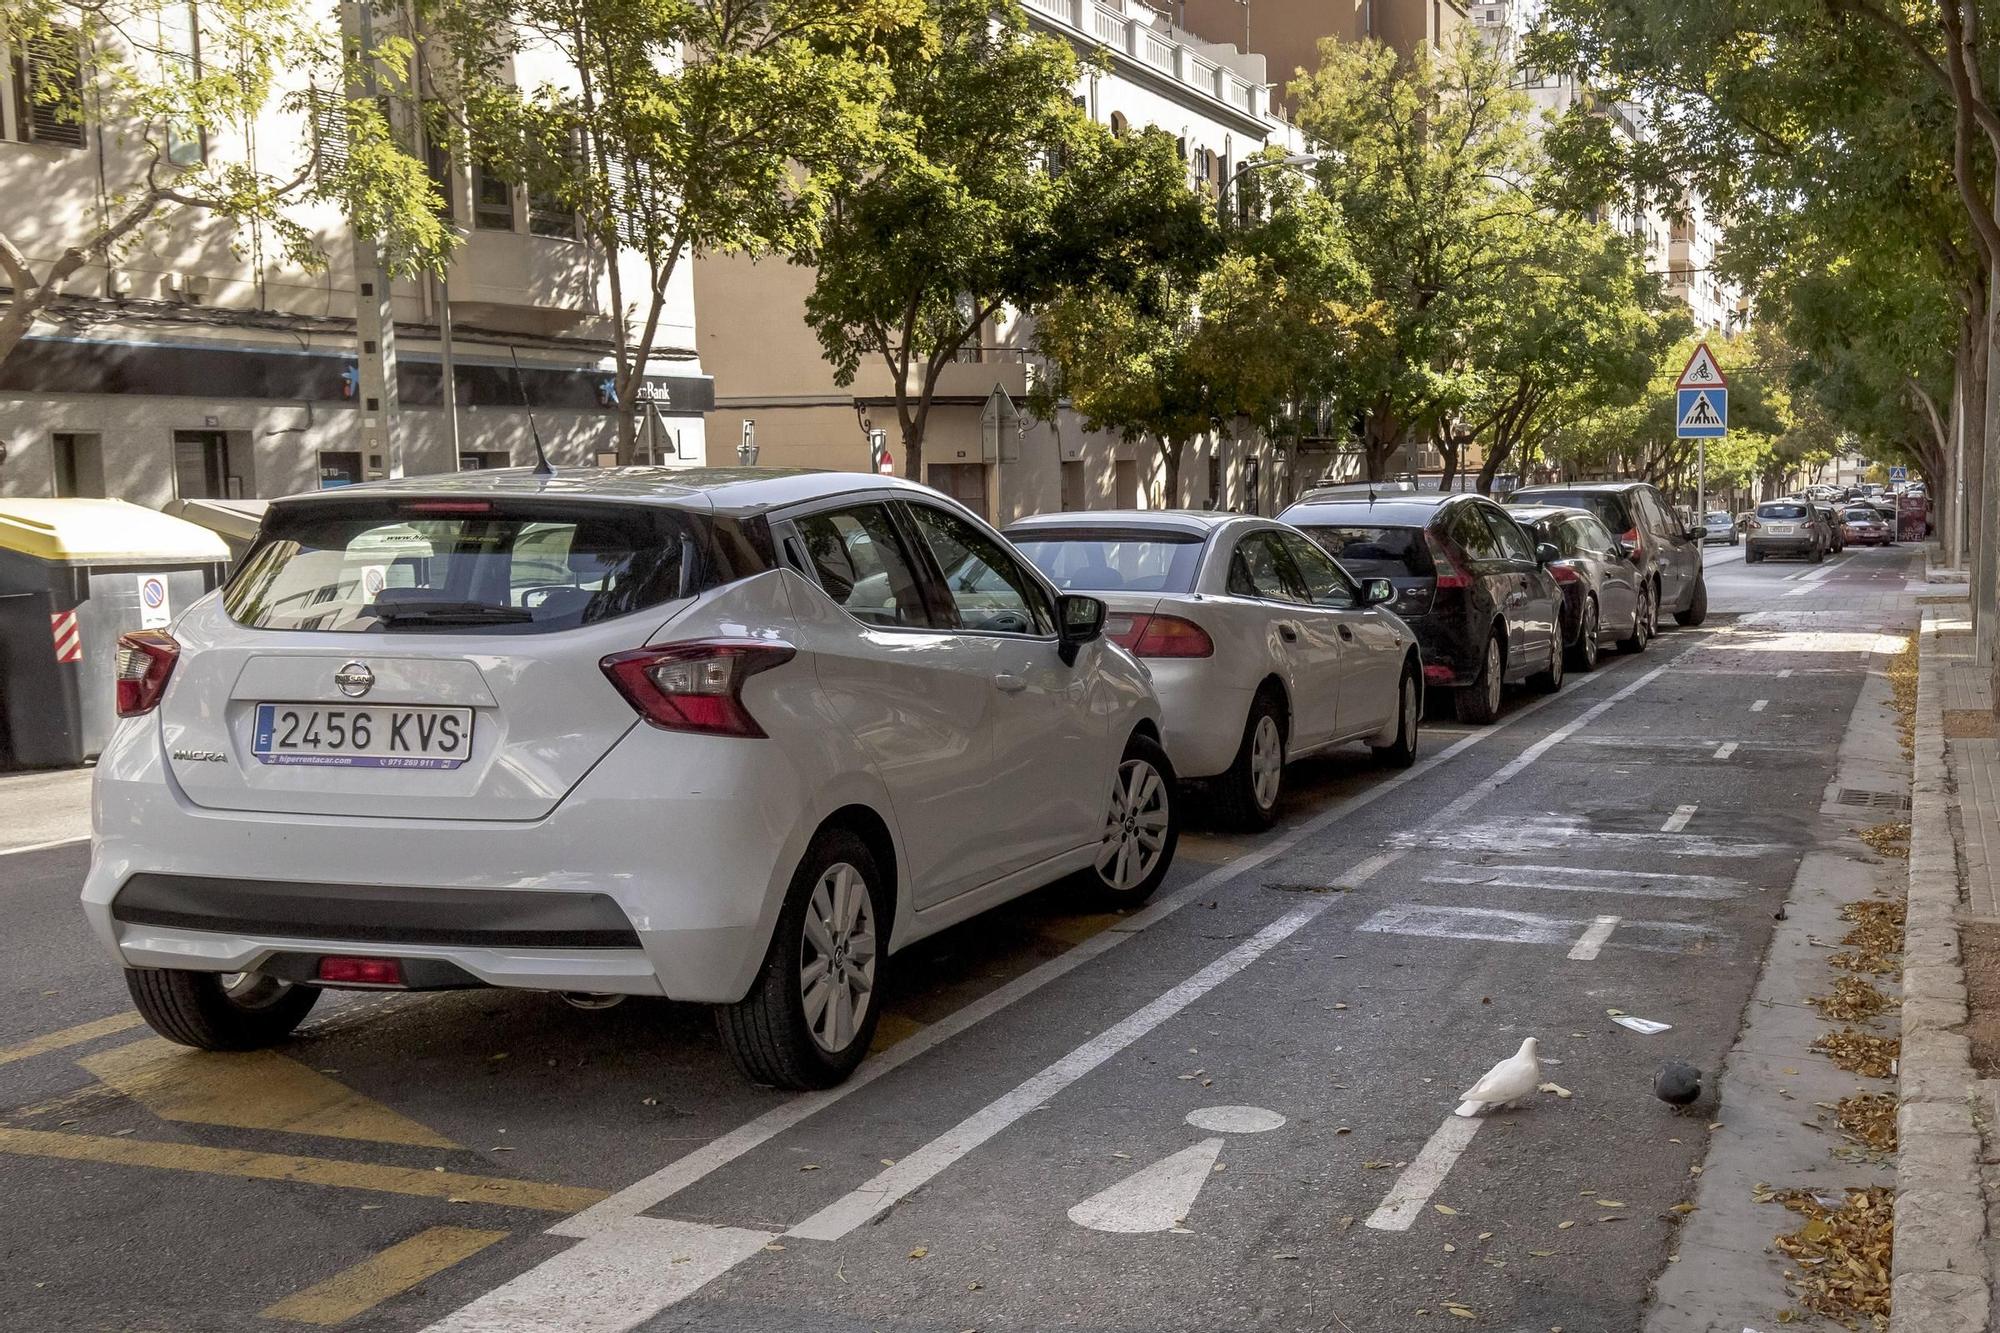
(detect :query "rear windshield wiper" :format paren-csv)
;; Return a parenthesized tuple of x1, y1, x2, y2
(365, 600, 534, 626)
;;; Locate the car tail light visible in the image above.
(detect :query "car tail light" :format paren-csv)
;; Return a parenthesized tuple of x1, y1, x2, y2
(115, 631, 179, 717)
(1550, 563, 1579, 584)
(317, 956, 403, 985)
(600, 640, 796, 737)
(1620, 528, 1640, 547)
(1423, 664, 1456, 685)
(1106, 613, 1214, 658)
(1425, 531, 1473, 590)
(402, 500, 494, 515)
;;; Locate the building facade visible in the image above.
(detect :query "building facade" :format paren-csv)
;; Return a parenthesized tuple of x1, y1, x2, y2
(1180, 0, 1468, 112)
(0, 8, 710, 511)
(697, 0, 1310, 524)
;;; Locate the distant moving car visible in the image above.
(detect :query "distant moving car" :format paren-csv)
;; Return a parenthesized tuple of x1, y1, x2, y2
(1746, 499, 1825, 562)
(1507, 480, 1708, 629)
(1511, 505, 1644, 672)
(1841, 506, 1891, 546)
(1701, 511, 1739, 546)
(86, 469, 1180, 1090)
(1279, 492, 1564, 724)
(1006, 512, 1422, 829)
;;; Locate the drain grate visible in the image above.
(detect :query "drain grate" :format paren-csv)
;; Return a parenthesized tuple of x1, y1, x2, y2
(1835, 788, 1912, 811)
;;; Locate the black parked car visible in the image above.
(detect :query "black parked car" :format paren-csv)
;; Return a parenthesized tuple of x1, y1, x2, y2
(1508, 481, 1708, 628)
(1510, 504, 1647, 670)
(1279, 492, 1564, 724)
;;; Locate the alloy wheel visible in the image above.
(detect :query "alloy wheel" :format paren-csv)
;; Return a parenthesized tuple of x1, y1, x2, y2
(1401, 673, 1419, 742)
(1581, 599, 1600, 668)
(798, 862, 877, 1055)
(1097, 758, 1171, 892)
(1483, 639, 1503, 715)
(1249, 715, 1283, 811)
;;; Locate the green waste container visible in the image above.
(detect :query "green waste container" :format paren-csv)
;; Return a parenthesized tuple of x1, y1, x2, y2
(0, 499, 230, 770)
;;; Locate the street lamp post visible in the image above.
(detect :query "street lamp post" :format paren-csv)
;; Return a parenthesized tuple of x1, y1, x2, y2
(1218, 153, 1321, 226)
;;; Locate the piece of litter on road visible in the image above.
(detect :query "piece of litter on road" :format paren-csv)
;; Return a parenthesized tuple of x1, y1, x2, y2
(1336, 1126, 1353, 1134)
(1333, 1003, 1349, 1010)
(1606, 1009, 1625, 1016)
(763, 1243, 785, 1252)
(1538, 1081, 1573, 1098)
(1112, 1152, 1131, 1159)
(1443, 1243, 1456, 1252)
(641, 1096, 659, 1106)
(1612, 1015, 1672, 1035)
(908, 1247, 928, 1259)
(1271, 1253, 1299, 1260)
(800, 1163, 821, 1171)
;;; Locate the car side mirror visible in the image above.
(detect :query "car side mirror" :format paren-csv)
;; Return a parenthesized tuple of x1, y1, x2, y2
(1617, 537, 1638, 560)
(1057, 593, 1106, 665)
(1534, 542, 1560, 566)
(1362, 577, 1395, 606)
(1686, 524, 1705, 542)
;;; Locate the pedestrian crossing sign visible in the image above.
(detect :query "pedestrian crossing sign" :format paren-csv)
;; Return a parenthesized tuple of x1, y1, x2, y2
(1889, 465, 1908, 482)
(1676, 388, 1727, 438)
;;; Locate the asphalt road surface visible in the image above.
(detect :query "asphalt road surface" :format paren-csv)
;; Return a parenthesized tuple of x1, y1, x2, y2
(0, 539, 1924, 1333)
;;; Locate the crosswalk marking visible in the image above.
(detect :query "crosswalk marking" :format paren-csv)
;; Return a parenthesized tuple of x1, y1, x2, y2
(1661, 804, 1698, 833)
(1567, 915, 1621, 960)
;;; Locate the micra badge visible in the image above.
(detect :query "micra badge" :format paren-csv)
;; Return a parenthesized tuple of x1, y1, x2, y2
(172, 749, 226, 763)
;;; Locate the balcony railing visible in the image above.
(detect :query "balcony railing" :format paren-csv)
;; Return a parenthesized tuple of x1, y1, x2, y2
(1021, 0, 1267, 118)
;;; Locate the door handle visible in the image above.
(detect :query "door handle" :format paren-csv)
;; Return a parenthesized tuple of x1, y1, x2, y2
(994, 673, 1028, 693)
(1338, 624, 1355, 642)
(1278, 623, 1299, 643)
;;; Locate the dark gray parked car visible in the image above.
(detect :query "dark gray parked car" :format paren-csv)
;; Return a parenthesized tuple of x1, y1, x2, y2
(1512, 505, 1647, 670)
(1507, 481, 1708, 628)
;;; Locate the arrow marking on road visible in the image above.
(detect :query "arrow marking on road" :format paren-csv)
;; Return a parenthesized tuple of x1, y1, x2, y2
(1068, 1138, 1225, 1234)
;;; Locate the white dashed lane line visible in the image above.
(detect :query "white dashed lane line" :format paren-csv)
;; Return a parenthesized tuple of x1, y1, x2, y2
(1565, 914, 1622, 961)
(1750, 699, 1769, 713)
(1661, 804, 1698, 833)
(1713, 742, 1738, 760)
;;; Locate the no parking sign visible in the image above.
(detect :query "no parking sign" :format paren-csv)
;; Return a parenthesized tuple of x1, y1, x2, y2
(137, 573, 172, 629)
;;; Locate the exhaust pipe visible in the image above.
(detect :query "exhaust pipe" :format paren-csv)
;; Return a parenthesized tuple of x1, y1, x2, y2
(558, 992, 625, 1011)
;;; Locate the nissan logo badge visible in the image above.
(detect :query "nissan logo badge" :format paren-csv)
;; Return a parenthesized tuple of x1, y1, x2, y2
(334, 661, 375, 698)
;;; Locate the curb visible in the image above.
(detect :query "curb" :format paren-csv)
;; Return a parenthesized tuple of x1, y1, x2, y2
(1892, 607, 1990, 1332)
(1925, 541, 1969, 585)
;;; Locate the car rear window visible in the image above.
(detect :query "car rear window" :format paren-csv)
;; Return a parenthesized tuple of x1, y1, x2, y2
(1844, 508, 1877, 521)
(1008, 528, 1205, 593)
(1512, 491, 1629, 531)
(224, 497, 718, 633)
(1758, 503, 1809, 519)
(1295, 525, 1436, 579)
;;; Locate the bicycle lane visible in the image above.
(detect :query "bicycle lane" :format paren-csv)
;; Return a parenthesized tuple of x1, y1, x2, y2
(415, 642, 1714, 1333)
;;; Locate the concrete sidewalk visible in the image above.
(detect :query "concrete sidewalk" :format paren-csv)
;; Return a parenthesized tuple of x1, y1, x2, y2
(0, 765, 92, 855)
(1900, 591, 1993, 1332)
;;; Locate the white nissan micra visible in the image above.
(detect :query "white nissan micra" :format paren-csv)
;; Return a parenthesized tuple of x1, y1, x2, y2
(84, 469, 1178, 1088)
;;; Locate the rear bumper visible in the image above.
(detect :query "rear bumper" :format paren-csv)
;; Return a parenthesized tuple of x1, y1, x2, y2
(84, 714, 826, 1004)
(1145, 661, 1254, 780)
(1747, 538, 1815, 557)
(1407, 617, 1479, 688)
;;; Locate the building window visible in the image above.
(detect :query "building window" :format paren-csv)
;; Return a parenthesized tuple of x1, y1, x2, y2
(473, 161, 514, 230)
(52, 433, 103, 497)
(173, 430, 229, 500)
(10, 26, 87, 148)
(420, 104, 454, 220)
(163, 2, 204, 166)
(1109, 111, 1128, 137)
(527, 182, 575, 237)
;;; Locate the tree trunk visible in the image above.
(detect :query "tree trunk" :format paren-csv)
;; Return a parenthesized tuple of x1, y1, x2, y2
(1160, 438, 1185, 508)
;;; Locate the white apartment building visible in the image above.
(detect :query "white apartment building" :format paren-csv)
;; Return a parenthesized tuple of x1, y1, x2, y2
(1471, 0, 1744, 334)
(696, 0, 1307, 523)
(0, 6, 711, 511)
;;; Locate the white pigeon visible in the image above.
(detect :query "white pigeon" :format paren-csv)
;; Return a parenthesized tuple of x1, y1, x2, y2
(1455, 1037, 1541, 1117)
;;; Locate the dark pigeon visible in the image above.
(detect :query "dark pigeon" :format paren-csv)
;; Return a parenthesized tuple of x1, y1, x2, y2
(1654, 1061, 1702, 1110)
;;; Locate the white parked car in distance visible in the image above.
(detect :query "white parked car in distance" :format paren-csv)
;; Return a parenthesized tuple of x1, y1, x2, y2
(85, 469, 1180, 1089)
(1005, 511, 1422, 830)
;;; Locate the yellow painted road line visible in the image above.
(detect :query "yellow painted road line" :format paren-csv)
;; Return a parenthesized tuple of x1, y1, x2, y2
(1033, 912, 1124, 949)
(0, 1013, 144, 1069)
(261, 1226, 509, 1326)
(81, 1038, 457, 1149)
(0, 1127, 606, 1213)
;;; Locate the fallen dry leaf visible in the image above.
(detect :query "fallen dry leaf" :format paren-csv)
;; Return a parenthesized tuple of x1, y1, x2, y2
(1812, 1029, 1900, 1079)
(1557, 1221, 1576, 1230)
(1810, 977, 1892, 1022)
(1836, 1092, 1899, 1152)
(1770, 1186, 1892, 1325)
(1434, 1204, 1458, 1215)
(1595, 1199, 1626, 1208)
(908, 1247, 928, 1260)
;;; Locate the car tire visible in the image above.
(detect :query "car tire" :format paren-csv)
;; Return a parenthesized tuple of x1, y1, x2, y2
(1811, 544, 1824, 564)
(1619, 584, 1652, 653)
(1567, 595, 1601, 673)
(716, 828, 886, 1090)
(124, 968, 320, 1051)
(1212, 692, 1286, 831)
(1081, 732, 1180, 907)
(1372, 664, 1422, 769)
(1675, 576, 1708, 627)
(1455, 632, 1505, 725)
(1745, 547, 1761, 564)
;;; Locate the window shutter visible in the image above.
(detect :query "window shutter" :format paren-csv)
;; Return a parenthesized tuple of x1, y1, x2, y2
(19, 31, 86, 147)
(307, 89, 351, 173)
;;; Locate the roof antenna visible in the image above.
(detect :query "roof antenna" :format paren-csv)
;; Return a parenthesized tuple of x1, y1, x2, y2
(508, 345, 556, 478)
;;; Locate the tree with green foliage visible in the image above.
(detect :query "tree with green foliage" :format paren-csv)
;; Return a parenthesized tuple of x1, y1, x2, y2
(1030, 163, 1370, 505)
(795, 0, 1214, 482)
(1291, 32, 1553, 482)
(0, 0, 453, 367)
(418, 0, 913, 460)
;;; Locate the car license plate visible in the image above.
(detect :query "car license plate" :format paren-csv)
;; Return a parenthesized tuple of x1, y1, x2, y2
(252, 704, 473, 769)
(1766, 523, 1795, 534)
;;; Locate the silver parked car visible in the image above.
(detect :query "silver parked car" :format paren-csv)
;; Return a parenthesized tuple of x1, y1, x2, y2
(1006, 511, 1423, 830)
